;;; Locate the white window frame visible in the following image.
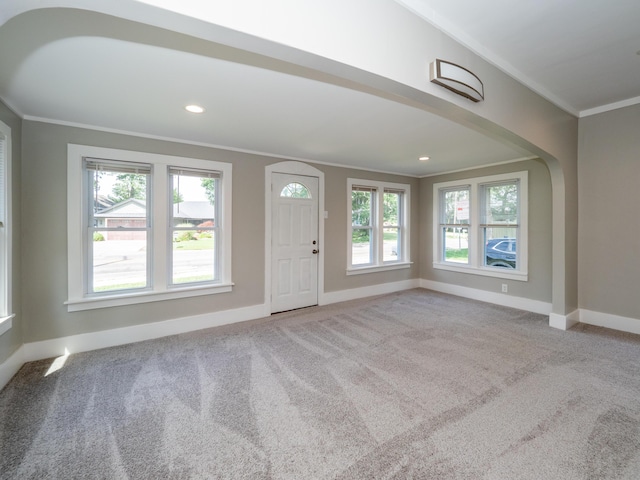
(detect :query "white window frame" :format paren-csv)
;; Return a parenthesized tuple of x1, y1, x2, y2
(0, 120, 13, 336)
(433, 171, 528, 281)
(67, 145, 233, 311)
(347, 178, 411, 275)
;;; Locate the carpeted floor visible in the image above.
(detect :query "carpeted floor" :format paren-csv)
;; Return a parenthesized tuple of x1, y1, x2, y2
(1, 289, 640, 479)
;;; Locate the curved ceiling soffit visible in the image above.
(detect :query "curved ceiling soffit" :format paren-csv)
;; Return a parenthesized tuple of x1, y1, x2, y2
(1, 3, 570, 314)
(0, 6, 556, 172)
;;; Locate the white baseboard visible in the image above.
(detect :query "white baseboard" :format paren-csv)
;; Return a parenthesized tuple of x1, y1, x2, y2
(321, 279, 420, 305)
(420, 279, 552, 315)
(7, 280, 638, 393)
(580, 309, 640, 335)
(21, 303, 268, 364)
(549, 310, 580, 330)
(0, 345, 25, 392)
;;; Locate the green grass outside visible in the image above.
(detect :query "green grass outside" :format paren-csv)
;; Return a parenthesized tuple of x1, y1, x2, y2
(173, 275, 214, 284)
(383, 232, 398, 241)
(353, 231, 398, 244)
(95, 274, 214, 291)
(445, 248, 468, 262)
(173, 238, 214, 250)
(94, 282, 147, 292)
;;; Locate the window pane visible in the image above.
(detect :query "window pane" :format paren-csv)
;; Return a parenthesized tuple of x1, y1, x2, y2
(484, 227, 517, 269)
(88, 163, 150, 294)
(352, 228, 372, 265)
(383, 227, 400, 262)
(90, 170, 148, 217)
(90, 169, 149, 229)
(173, 231, 216, 284)
(442, 188, 470, 224)
(483, 182, 518, 225)
(383, 192, 399, 225)
(171, 173, 216, 226)
(280, 182, 310, 198)
(171, 169, 218, 285)
(92, 231, 148, 292)
(352, 190, 372, 226)
(443, 227, 468, 263)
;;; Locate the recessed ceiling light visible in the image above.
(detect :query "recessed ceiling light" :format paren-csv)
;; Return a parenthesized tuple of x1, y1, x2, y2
(419, 156, 430, 161)
(185, 104, 205, 114)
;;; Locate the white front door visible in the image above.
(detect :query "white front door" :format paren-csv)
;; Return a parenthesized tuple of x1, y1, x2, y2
(271, 173, 319, 313)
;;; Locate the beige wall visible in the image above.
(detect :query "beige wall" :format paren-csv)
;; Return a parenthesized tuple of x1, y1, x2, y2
(0, 100, 21, 364)
(20, 120, 419, 343)
(419, 158, 552, 303)
(578, 104, 640, 321)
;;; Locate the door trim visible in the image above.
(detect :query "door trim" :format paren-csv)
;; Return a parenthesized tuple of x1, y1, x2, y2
(265, 161, 325, 313)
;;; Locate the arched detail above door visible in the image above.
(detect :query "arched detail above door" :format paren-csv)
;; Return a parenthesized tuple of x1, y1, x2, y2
(280, 182, 311, 198)
(268, 160, 323, 177)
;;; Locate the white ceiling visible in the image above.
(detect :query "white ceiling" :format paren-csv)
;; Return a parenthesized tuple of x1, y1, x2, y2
(1, 2, 638, 176)
(398, 0, 640, 116)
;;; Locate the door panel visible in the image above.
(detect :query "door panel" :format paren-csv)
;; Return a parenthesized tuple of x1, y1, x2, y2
(271, 173, 319, 313)
(277, 204, 292, 247)
(299, 257, 311, 293)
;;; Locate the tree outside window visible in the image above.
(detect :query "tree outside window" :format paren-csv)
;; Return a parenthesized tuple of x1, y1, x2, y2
(349, 179, 410, 271)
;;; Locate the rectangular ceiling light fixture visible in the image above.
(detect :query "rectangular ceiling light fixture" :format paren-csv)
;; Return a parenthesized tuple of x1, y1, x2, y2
(430, 59, 484, 102)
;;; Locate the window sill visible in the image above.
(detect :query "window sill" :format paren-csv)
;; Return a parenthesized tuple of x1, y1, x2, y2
(347, 262, 412, 276)
(66, 283, 234, 312)
(0, 314, 14, 337)
(433, 262, 528, 281)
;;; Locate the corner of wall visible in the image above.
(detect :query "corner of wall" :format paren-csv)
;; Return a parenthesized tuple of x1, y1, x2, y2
(0, 344, 24, 392)
(549, 310, 580, 330)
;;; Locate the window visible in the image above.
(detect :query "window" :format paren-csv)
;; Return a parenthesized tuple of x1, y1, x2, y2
(170, 168, 219, 285)
(440, 187, 470, 264)
(0, 120, 12, 334)
(67, 145, 232, 311)
(280, 182, 310, 198)
(87, 159, 151, 293)
(348, 179, 410, 274)
(433, 171, 528, 281)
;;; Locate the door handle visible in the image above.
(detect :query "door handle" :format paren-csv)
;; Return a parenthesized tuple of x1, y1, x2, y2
(312, 249, 319, 254)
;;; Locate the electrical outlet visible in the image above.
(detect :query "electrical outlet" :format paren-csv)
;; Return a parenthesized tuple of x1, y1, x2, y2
(501, 284, 508, 293)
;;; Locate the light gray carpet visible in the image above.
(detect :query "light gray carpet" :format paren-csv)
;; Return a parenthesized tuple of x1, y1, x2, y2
(1, 289, 640, 479)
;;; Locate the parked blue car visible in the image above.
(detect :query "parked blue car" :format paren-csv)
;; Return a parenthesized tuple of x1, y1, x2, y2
(485, 238, 516, 268)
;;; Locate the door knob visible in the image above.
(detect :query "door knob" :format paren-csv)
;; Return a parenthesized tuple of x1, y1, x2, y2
(312, 249, 319, 254)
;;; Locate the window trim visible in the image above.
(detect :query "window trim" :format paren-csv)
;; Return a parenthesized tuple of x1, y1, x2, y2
(67, 145, 233, 311)
(0, 120, 12, 335)
(347, 178, 411, 274)
(433, 171, 528, 282)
